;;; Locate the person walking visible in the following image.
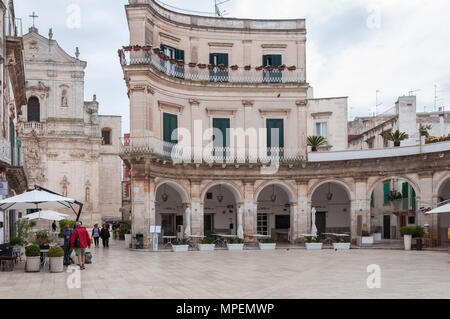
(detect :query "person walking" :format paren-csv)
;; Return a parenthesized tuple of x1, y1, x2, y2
(62, 223, 73, 265)
(52, 220, 57, 233)
(70, 221, 91, 270)
(91, 224, 101, 248)
(100, 224, 110, 248)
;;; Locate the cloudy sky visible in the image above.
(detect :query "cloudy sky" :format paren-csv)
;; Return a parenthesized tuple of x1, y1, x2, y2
(15, 0, 450, 133)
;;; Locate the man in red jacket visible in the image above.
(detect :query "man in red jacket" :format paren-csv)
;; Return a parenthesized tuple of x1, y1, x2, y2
(70, 221, 91, 270)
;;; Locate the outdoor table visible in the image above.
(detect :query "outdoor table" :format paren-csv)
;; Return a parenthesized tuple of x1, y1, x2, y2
(162, 236, 176, 247)
(187, 235, 205, 248)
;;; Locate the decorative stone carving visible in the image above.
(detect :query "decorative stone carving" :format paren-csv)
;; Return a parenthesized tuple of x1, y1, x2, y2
(60, 176, 70, 197)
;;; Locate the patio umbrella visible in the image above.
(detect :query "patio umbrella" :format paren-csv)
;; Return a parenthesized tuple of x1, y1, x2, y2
(0, 189, 75, 211)
(425, 203, 450, 214)
(22, 210, 69, 221)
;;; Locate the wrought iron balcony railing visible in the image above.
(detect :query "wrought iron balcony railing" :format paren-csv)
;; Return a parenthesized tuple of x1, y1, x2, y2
(119, 49, 305, 84)
(120, 136, 305, 163)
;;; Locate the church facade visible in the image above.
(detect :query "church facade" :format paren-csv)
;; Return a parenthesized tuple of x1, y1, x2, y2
(18, 27, 122, 226)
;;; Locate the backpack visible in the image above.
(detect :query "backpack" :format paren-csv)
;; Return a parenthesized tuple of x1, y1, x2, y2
(85, 252, 92, 264)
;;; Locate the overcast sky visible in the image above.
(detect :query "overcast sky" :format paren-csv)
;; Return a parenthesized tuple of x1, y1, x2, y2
(15, 0, 450, 134)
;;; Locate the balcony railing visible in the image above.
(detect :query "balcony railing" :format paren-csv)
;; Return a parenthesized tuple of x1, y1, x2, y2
(120, 136, 305, 163)
(119, 49, 305, 84)
(20, 122, 45, 135)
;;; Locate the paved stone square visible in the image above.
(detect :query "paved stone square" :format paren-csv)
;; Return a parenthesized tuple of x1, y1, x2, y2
(0, 240, 449, 299)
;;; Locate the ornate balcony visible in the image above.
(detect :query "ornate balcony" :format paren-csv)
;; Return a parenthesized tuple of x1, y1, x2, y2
(119, 48, 305, 84)
(0, 137, 11, 166)
(120, 136, 305, 164)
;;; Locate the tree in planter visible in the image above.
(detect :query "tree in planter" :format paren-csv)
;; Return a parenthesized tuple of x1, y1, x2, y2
(307, 136, 327, 152)
(420, 124, 432, 137)
(384, 130, 409, 147)
(119, 220, 131, 240)
(14, 219, 36, 245)
(400, 226, 424, 250)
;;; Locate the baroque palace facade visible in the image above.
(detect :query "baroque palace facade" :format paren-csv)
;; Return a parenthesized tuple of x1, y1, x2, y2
(120, 0, 450, 247)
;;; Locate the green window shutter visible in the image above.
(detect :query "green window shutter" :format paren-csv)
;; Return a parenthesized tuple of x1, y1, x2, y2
(163, 113, 178, 144)
(266, 119, 284, 148)
(272, 55, 282, 67)
(402, 182, 409, 198)
(383, 183, 390, 205)
(371, 192, 374, 207)
(218, 53, 228, 66)
(175, 49, 184, 61)
(411, 188, 416, 211)
(212, 118, 230, 147)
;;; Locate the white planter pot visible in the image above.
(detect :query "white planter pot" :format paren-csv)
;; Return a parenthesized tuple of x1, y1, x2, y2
(333, 243, 351, 250)
(357, 236, 374, 246)
(404, 234, 412, 251)
(198, 244, 215, 251)
(258, 243, 276, 250)
(125, 234, 132, 249)
(25, 256, 40, 273)
(305, 243, 323, 250)
(373, 233, 382, 242)
(172, 245, 189, 252)
(50, 257, 64, 273)
(227, 244, 244, 251)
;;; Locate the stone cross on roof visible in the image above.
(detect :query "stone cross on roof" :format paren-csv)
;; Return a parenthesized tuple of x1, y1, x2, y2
(29, 11, 38, 28)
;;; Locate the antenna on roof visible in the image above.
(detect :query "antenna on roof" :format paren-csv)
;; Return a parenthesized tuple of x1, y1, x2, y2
(408, 89, 420, 96)
(375, 90, 383, 116)
(215, 0, 231, 17)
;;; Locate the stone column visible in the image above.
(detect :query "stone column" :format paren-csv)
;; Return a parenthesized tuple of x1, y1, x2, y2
(351, 178, 370, 239)
(183, 204, 192, 237)
(296, 100, 308, 159)
(129, 84, 153, 138)
(131, 174, 153, 248)
(296, 180, 309, 236)
(418, 172, 436, 236)
(190, 181, 203, 236)
(237, 205, 244, 239)
(290, 202, 299, 243)
(243, 181, 257, 241)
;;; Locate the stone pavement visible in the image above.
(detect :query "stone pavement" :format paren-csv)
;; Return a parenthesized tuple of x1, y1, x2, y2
(0, 239, 448, 299)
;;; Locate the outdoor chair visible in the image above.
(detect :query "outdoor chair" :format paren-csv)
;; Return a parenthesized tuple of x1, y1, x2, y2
(0, 244, 15, 272)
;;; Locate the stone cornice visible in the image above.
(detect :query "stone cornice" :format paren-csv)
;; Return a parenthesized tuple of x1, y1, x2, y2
(259, 108, 292, 117)
(158, 100, 184, 113)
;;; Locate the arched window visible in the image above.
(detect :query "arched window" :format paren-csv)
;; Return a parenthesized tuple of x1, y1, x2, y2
(102, 128, 112, 145)
(27, 96, 40, 122)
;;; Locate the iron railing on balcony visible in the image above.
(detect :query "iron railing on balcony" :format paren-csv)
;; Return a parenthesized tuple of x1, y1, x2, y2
(120, 136, 305, 163)
(119, 49, 305, 84)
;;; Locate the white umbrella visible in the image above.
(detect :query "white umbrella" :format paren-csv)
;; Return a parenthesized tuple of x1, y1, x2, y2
(0, 189, 75, 211)
(23, 210, 69, 221)
(425, 203, 450, 215)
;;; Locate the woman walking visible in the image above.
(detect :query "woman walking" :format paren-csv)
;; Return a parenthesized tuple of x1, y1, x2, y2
(100, 224, 110, 248)
(91, 224, 101, 248)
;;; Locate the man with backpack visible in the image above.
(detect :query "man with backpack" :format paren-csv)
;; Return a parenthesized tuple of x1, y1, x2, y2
(70, 221, 91, 270)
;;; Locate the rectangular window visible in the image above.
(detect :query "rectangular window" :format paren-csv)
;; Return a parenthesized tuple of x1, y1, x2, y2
(160, 44, 184, 79)
(209, 53, 229, 82)
(383, 182, 390, 205)
(262, 54, 282, 83)
(316, 122, 327, 138)
(163, 113, 178, 156)
(267, 119, 284, 159)
(213, 118, 230, 160)
(102, 130, 111, 145)
(257, 213, 269, 236)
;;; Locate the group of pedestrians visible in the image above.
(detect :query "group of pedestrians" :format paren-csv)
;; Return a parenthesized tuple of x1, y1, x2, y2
(91, 224, 111, 248)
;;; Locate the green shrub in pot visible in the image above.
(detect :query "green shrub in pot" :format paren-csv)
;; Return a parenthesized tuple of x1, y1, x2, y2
(25, 245, 40, 257)
(261, 238, 276, 244)
(48, 246, 64, 258)
(200, 237, 215, 244)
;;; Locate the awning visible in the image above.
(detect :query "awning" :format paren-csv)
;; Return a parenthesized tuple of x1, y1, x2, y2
(426, 203, 450, 215)
(0, 189, 75, 211)
(22, 210, 69, 221)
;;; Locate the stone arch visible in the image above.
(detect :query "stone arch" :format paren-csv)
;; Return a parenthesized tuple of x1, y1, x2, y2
(436, 173, 450, 200)
(367, 175, 421, 200)
(155, 179, 190, 204)
(201, 181, 243, 203)
(308, 179, 354, 203)
(254, 180, 296, 203)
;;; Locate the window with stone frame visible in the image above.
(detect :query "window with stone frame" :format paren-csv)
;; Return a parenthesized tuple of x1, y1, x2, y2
(102, 128, 112, 145)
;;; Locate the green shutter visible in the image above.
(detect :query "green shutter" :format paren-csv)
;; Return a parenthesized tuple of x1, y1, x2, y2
(263, 55, 282, 67)
(175, 49, 184, 61)
(371, 192, 374, 207)
(212, 118, 230, 147)
(402, 182, 409, 198)
(163, 113, 178, 144)
(411, 188, 416, 211)
(267, 119, 284, 148)
(383, 183, 390, 205)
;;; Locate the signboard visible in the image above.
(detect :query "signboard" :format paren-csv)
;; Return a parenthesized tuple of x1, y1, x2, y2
(150, 226, 161, 233)
(0, 182, 8, 196)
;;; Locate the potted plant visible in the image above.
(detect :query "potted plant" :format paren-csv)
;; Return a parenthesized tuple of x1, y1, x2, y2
(333, 236, 351, 250)
(198, 63, 207, 69)
(172, 238, 189, 252)
(188, 62, 197, 68)
(400, 226, 424, 251)
(142, 45, 151, 51)
(307, 136, 327, 152)
(25, 245, 41, 273)
(198, 237, 216, 251)
(288, 65, 297, 71)
(265, 65, 275, 72)
(388, 191, 403, 211)
(218, 64, 227, 70)
(120, 220, 132, 248)
(258, 238, 276, 250)
(123, 45, 132, 52)
(372, 226, 382, 242)
(305, 236, 323, 250)
(48, 246, 64, 273)
(384, 130, 409, 147)
(208, 64, 215, 70)
(357, 231, 374, 246)
(177, 60, 185, 67)
(153, 47, 161, 54)
(230, 65, 239, 71)
(255, 65, 263, 71)
(278, 64, 286, 71)
(10, 237, 24, 247)
(133, 45, 141, 51)
(226, 238, 244, 251)
(244, 65, 252, 71)
(35, 230, 50, 247)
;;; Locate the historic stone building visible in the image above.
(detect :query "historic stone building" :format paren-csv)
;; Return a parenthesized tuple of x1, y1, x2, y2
(0, 0, 28, 244)
(18, 26, 122, 226)
(120, 0, 450, 248)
